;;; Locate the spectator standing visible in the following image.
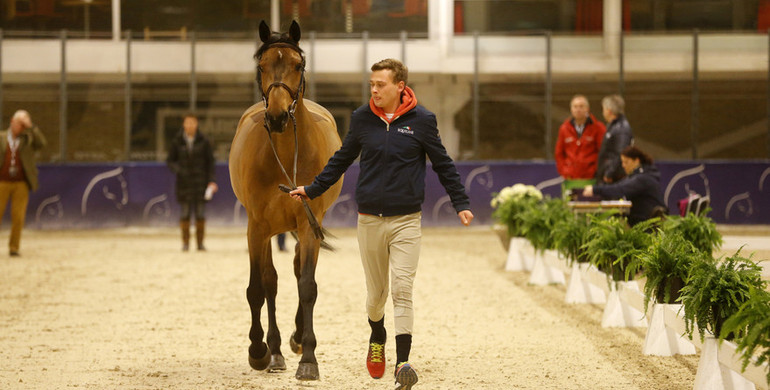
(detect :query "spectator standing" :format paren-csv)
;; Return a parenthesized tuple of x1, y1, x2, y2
(0, 110, 46, 257)
(167, 113, 217, 251)
(290, 58, 473, 389)
(554, 94, 606, 196)
(596, 94, 634, 184)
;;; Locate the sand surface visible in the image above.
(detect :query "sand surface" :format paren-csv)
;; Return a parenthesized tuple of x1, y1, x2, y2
(1, 226, 764, 389)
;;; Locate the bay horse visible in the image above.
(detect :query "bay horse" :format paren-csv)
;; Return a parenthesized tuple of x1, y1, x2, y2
(229, 20, 342, 381)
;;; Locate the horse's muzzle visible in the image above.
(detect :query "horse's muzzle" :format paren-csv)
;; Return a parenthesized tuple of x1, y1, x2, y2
(265, 111, 289, 133)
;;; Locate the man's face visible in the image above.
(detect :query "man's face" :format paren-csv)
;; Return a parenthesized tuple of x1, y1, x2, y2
(570, 97, 589, 122)
(369, 69, 404, 112)
(183, 117, 198, 137)
(10, 119, 25, 137)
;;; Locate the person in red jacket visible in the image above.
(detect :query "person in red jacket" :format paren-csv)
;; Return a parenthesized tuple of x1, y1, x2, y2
(554, 94, 606, 197)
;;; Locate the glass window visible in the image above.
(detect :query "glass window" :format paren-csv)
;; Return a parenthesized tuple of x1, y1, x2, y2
(454, 0, 598, 34)
(0, 0, 112, 37)
(625, 0, 762, 32)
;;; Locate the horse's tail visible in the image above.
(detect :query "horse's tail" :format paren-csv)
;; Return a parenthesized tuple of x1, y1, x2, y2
(289, 230, 336, 252)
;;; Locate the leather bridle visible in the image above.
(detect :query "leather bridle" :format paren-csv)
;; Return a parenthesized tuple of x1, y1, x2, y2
(257, 47, 323, 240)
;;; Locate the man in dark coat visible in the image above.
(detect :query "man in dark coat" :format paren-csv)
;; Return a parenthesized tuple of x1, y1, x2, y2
(595, 94, 633, 184)
(167, 113, 217, 251)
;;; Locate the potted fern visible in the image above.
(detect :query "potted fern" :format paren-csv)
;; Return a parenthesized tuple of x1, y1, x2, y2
(720, 287, 770, 384)
(551, 212, 591, 265)
(518, 197, 571, 253)
(637, 230, 701, 308)
(661, 210, 722, 255)
(582, 216, 656, 282)
(680, 248, 766, 341)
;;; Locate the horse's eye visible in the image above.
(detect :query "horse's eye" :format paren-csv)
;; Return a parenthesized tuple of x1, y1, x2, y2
(295, 64, 303, 71)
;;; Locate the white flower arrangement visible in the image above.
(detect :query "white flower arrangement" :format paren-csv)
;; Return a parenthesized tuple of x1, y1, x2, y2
(490, 183, 543, 208)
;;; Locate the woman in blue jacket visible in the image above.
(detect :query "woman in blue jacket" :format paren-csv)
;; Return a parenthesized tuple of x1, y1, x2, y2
(291, 58, 473, 389)
(583, 146, 667, 226)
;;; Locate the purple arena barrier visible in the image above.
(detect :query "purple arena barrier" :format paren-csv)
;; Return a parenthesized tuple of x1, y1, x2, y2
(20, 161, 770, 229)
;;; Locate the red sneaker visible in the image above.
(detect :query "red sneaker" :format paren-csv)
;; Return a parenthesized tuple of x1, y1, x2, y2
(366, 342, 386, 379)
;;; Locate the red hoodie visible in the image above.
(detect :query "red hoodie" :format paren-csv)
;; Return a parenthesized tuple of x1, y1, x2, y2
(368, 86, 418, 123)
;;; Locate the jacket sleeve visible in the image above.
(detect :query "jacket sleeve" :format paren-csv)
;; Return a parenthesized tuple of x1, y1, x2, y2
(304, 125, 361, 199)
(554, 124, 568, 177)
(166, 138, 181, 174)
(26, 126, 47, 151)
(421, 113, 470, 213)
(593, 173, 650, 200)
(205, 139, 216, 183)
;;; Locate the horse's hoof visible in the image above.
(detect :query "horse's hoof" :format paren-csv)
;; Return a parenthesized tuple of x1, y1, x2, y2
(290, 331, 303, 355)
(267, 354, 287, 372)
(248, 345, 271, 371)
(295, 362, 320, 381)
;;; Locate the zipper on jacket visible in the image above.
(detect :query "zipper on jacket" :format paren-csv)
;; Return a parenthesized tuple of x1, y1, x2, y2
(377, 116, 391, 216)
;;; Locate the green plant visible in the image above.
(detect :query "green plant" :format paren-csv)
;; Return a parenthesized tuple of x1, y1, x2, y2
(518, 197, 571, 252)
(661, 210, 722, 255)
(583, 217, 656, 281)
(680, 248, 766, 341)
(490, 184, 542, 237)
(552, 213, 591, 265)
(637, 230, 702, 309)
(720, 287, 770, 384)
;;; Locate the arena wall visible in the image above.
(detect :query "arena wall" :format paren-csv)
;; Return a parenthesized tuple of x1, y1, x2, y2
(21, 161, 770, 229)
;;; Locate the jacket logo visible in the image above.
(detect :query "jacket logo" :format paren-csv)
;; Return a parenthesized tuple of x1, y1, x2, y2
(397, 126, 414, 135)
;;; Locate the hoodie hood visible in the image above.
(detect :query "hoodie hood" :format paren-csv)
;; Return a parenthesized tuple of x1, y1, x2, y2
(369, 86, 418, 123)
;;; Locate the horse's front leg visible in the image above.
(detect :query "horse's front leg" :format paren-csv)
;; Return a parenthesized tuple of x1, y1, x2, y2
(294, 227, 322, 381)
(246, 227, 270, 370)
(263, 237, 287, 372)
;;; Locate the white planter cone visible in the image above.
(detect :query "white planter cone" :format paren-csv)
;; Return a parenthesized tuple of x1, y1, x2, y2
(565, 263, 607, 304)
(601, 281, 647, 328)
(529, 251, 566, 285)
(642, 304, 696, 356)
(505, 237, 534, 272)
(694, 336, 756, 390)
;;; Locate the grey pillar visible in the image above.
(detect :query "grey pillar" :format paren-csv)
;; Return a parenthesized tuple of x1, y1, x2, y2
(308, 31, 316, 102)
(60, 30, 68, 162)
(691, 29, 699, 160)
(545, 31, 553, 160)
(124, 30, 132, 160)
(400, 30, 407, 64)
(472, 31, 479, 159)
(361, 31, 369, 105)
(189, 31, 197, 112)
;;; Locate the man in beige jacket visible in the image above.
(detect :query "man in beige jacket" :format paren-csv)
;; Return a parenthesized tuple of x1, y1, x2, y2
(0, 110, 46, 256)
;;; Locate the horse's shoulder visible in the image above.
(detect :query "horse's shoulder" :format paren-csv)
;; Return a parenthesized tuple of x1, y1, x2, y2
(304, 100, 334, 124)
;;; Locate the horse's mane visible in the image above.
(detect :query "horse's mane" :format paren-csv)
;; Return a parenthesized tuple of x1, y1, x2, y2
(254, 33, 304, 60)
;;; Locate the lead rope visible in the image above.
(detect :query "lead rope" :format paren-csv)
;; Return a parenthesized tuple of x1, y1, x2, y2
(264, 101, 324, 240)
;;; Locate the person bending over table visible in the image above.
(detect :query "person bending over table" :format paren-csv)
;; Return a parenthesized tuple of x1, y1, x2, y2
(583, 145, 667, 226)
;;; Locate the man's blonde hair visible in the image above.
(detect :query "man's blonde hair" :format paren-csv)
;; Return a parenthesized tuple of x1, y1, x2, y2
(371, 58, 408, 85)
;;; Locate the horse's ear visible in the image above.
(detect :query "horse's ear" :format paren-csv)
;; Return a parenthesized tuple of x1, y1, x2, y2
(289, 20, 301, 43)
(259, 20, 271, 43)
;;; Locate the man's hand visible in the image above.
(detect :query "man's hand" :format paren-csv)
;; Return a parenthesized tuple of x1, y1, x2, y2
(21, 116, 32, 129)
(583, 185, 594, 197)
(458, 210, 474, 226)
(289, 186, 308, 202)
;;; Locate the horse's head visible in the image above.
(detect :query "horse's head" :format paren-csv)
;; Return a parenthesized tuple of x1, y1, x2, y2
(256, 20, 305, 134)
